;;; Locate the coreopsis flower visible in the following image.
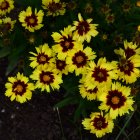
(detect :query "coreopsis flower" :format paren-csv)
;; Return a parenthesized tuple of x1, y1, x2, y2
(30, 64, 63, 92)
(116, 55, 140, 84)
(79, 80, 101, 101)
(52, 25, 83, 60)
(138, 25, 140, 32)
(5, 73, 34, 103)
(136, 1, 140, 7)
(84, 57, 118, 89)
(114, 40, 140, 59)
(100, 4, 111, 15)
(0, 17, 16, 32)
(71, 13, 98, 43)
(84, 3, 93, 14)
(82, 112, 114, 138)
(42, 0, 66, 16)
(0, 0, 14, 15)
(105, 13, 115, 24)
(122, 2, 131, 12)
(66, 46, 96, 76)
(19, 6, 44, 32)
(99, 82, 134, 119)
(29, 43, 55, 69)
(55, 59, 69, 75)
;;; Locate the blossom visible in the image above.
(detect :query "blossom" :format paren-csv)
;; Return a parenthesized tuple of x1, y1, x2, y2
(30, 64, 63, 92)
(99, 82, 134, 119)
(79, 81, 101, 101)
(55, 59, 69, 75)
(5, 73, 34, 103)
(52, 25, 83, 60)
(42, 0, 66, 16)
(114, 40, 140, 59)
(29, 43, 55, 69)
(71, 13, 98, 43)
(84, 57, 118, 89)
(0, 0, 14, 15)
(66, 46, 96, 75)
(116, 55, 140, 84)
(82, 112, 114, 138)
(0, 17, 16, 32)
(19, 6, 44, 32)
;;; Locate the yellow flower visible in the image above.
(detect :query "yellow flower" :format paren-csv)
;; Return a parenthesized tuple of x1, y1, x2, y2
(99, 82, 134, 119)
(82, 112, 114, 138)
(0, 0, 14, 15)
(0, 17, 16, 32)
(55, 58, 69, 75)
(114, 40, 140, 59)
(71, 13, 98, 43)
(117, 55, 140, 84)
(5, 72, 34, 103)
(79, 81, 101, 101)
(29, 43, 55, 69)
(66, 46, 96, 76)
(105, 13, 115, 24)
(30, 64, 63, 92)
(19, 6, 44, 32)
(137, 25, 140, 32)
(136, 1, 140, 7)
(42, 0, 66, 16)
(84, 57, 118, 89)
(52, 25, 83, 60)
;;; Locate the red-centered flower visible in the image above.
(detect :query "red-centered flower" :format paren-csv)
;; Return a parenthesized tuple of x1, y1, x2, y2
(84, 58, 118, 89)
(66, 46, 96, 75)
(82, 112, 114, 138)
(5, 73, 34, 103)
(116, 55, 140, 84)
(0, 0, 14, 15)
(71, 13, 98, 43)
(19, 6, 44, 32)
(52, 25, 83, 60)
(99, 82, 134, 119)
(60, 35, 74, 52)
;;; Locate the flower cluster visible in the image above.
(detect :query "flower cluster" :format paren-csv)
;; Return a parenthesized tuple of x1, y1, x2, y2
(2, 0, 140, 138)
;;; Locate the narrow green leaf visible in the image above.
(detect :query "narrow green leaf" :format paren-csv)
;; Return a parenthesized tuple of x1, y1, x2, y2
(115, 111, 135, 140)
(0, 47, 10, 58)
(54, 97, 78, 109)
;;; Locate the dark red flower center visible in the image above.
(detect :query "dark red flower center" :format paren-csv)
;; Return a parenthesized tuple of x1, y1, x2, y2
(76, 21, 90, 35)
(92, 67, 109, 83)
(92, 115, 108, 130)
(72, 51, 88, 68)
(106, 90, 126, 110)
(0, 1, 9, 10)
(48, 2, 62, 13)
(40, 71, 54, 84)
(125, 48, 135, 58)
(37, 53, 50, 65)
(86, 87, 98, 94)
(25, 15, 38, 27)
(56, 60, 66, 71)
(12, 80, 27, 96)
(60, 36, 74, 52)
(118, 59, 134, 76)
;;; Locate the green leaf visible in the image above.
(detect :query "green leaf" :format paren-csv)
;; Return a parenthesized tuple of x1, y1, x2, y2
(6, 45, 26, 76)
(74, 99, 85, 122)
(54, 96, 78, 109)
(0, 47, 10, 58)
